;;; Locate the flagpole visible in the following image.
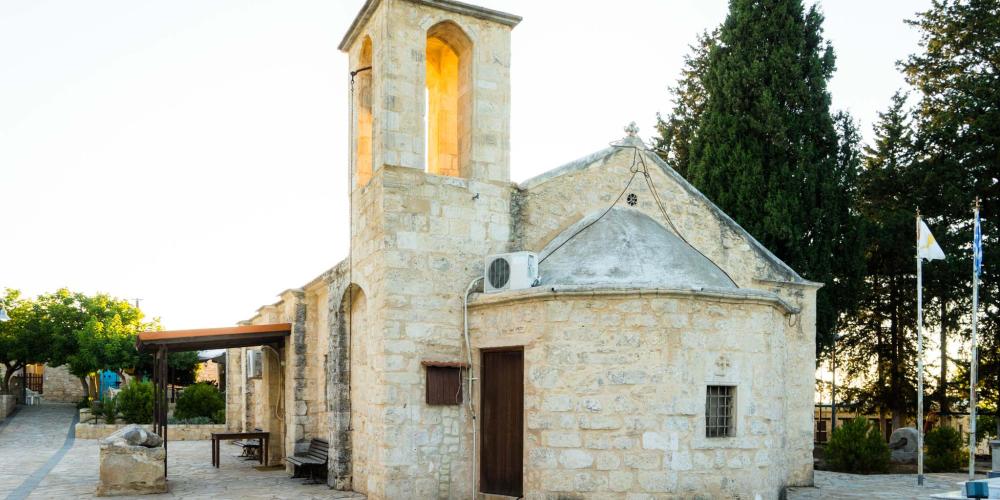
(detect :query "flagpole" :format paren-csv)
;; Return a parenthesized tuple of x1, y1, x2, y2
(916, 211, 925, 486)
(969, 198, 980, 480)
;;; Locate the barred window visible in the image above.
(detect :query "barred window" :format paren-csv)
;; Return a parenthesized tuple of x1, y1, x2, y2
(706, 385, 735, 438)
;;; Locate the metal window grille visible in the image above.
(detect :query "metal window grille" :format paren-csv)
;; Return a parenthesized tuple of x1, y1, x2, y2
(706, 385, 734, 438)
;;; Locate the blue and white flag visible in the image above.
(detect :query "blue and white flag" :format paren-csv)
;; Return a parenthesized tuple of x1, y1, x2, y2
(974, 208, 983, 278)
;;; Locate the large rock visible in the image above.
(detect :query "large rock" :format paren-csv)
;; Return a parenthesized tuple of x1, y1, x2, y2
(96, 425, 166, 496)
(100, 424, 163, 448)
(888, 427, 919, 464)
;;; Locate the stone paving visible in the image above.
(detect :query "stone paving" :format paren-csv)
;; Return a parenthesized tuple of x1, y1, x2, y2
(787, 470, 985, 499)
(0, 403, 363, 500)
(0, 403, 989, 499)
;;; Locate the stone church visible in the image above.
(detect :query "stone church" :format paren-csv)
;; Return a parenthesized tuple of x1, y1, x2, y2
(224, 0, 819, 498)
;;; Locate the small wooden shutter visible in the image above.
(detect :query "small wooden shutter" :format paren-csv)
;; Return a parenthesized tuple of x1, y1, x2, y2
(426, 366, 462, 405)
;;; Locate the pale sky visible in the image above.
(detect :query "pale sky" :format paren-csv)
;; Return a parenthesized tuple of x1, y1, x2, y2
(0, 0, 930, 329)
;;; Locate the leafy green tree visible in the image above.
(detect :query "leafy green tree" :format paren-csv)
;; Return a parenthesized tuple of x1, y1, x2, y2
(653, 29, 717, 178)
(686, 0, 859, 353)
(37, 289, 151, 395)
(0, 290, 52, 394)
(899, 0, 1000, 427)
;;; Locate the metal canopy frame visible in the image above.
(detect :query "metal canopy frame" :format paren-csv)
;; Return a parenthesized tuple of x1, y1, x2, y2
(136, 323, 291, 477)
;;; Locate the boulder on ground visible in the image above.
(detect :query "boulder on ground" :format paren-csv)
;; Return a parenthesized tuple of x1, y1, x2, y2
(100, 424, 163, 448)
(96, 425, 166, 496)
(888, 427, 919, 464)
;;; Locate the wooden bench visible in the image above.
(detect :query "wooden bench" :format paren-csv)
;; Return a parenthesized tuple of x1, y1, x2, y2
(286, 438, 328, 484)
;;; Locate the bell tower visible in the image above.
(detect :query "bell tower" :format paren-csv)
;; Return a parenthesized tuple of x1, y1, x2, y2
(340, 0, 520, 187)
(336, 1, 521, 497)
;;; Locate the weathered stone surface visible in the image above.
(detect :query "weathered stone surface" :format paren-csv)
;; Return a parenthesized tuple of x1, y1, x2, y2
(76, 423, 225, 441)
(96, 427, 166, 496)
(0, 395, 15, 419)
(99, 424, 162, 448)
(888, 427, 919, 464)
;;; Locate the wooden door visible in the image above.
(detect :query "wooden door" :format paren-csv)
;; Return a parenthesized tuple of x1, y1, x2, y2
(480, 349, 524, 497)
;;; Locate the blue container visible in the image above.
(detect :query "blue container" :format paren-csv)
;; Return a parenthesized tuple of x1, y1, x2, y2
(965, 480, 989, 499)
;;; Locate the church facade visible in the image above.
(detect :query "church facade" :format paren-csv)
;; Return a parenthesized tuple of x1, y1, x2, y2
(225, 1, 819, 498)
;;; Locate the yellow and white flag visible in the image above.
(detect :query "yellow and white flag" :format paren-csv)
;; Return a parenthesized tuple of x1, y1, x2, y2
(918, 220, 946, 261)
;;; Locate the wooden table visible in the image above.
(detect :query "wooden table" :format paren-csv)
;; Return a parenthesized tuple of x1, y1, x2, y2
(211, 431, 269, 468)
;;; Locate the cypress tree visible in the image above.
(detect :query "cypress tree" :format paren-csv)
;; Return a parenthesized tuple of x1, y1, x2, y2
(653, 30, 717, 179)
(687, 0, 854, 352)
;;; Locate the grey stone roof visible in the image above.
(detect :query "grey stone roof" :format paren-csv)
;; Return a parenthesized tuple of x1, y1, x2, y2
(538, 207, 737, 290)
(519, 137, 811, 285)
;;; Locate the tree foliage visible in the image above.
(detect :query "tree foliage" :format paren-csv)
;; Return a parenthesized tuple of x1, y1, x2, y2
(685, 0, 860, 353)
(653, 29, 717, 179)
(0, 288, 155, 395)
(839, 92, 922, 424)
(899, 0, 1000, 419)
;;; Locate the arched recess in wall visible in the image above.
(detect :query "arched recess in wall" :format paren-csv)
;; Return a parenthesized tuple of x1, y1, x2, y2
(331, 284, 372, 494)
(425, 21, 472, 178)
(355, 36, 374, 188)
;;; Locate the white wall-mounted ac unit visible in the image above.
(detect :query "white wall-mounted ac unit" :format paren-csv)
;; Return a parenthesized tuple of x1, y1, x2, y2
(246, 349, 262, 379)
(484, 251, 538, 293)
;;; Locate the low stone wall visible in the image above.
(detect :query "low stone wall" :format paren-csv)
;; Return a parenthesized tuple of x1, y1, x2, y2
(0, 395, 16, 419)
(76, 423, 226, 440)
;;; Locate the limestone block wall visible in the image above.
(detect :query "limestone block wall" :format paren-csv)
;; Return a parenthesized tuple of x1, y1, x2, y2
(224, 348, 244, 431)
(42, 364, 86, 403)
(367, 165, 513, 498)
(469, 291, 811, 499)
(75, 423, 226, 440)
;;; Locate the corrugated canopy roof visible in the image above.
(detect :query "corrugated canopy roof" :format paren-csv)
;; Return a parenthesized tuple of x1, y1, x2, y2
(136, 323, 291, 352)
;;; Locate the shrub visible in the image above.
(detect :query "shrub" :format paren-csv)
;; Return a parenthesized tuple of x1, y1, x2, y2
(212, 409, 225, 425)
(826, 417, 890, 473)
(174, 383, 225, 421)
(76, 395, 91, 410)
(925, 426, 965, 472)
(116, 380, 153, 424)
(104, 397, 117, 424)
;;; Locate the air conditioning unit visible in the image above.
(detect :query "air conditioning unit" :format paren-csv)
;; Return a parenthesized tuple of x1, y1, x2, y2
(246, 349, 262, 379)
(484, 251, 538, 293)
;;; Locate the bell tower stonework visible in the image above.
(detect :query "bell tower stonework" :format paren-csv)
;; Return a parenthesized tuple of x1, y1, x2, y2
(336, 1, 521, 497)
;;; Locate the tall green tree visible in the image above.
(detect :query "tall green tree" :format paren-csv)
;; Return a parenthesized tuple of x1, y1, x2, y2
(899, 0, 1000, 422)
(653, 29, 717, 178)
(687, 0, 858, 353)
(840, 92, 921, 429)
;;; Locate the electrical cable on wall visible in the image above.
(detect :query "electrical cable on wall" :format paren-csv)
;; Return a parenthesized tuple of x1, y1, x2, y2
(539, 136, 739, 289)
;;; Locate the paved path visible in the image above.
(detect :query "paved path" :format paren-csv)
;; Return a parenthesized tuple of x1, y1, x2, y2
(0, 405, 985, 499)
(788, 470, 986, 499)
(0, 403, 78, 500)
(0, 404, 362, 499)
